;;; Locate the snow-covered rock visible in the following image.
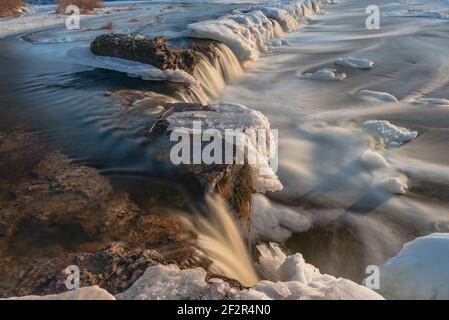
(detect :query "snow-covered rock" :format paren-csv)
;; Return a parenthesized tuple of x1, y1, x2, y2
(378, 233, 449, 300)
(360, 149, 390, 170)
(335, 57, 374, 70)
(359, 90, 399, 102)
(4, 286, 116, 300)
(298, 68, 347, 81)
(166, 102, 283, 193)
(251, 194, 311, 242)
(361, 120, 418, 147)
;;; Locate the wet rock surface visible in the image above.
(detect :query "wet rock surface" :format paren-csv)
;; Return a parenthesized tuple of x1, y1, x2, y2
(0, 131, 206, 298)
(90, 34, 199, 74)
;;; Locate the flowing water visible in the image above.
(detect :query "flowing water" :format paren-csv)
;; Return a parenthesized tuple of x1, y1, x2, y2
(1, 0, 449, 285)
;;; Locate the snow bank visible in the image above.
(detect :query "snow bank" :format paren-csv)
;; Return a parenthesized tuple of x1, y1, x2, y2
(413, 98, 449, 106)
(360, 149, 390, 170)
(188, 0, 326, 62)
(4, 286, 115, 300)
(359, 90, 399, 103)
(377, 176, 408, 194)
(117, 243, 383, 300)
(379, 233, 449, 299)
(251, 194, 311, 242)
(361, 120, 418, 147)
(335, 57, 374, 70)
(298, 68, 347, 81)
(167, 102, 282, 193)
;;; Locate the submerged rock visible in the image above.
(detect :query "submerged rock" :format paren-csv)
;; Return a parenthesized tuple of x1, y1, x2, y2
(90, 34, 199, 74)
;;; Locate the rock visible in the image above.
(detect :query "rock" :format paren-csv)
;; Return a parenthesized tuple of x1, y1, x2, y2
(90, 34, 199, 74)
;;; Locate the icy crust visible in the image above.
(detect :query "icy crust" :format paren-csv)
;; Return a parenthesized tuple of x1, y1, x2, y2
(378, 233, 449, 300)
(361, 120, 418, 147)
(335, 57, 374, 70)
(67, 46, 198, 84)
(117, 243, 383, 300)
(187, 0, 326, 62)
(4, 286, 115, 300)
(166, 102, 283, 193)
(359, 90, 399, 103)
(298, 68, 347, 81)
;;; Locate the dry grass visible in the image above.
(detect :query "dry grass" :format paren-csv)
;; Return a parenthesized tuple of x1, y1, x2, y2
(0, 0, 24, 18)
(56, 0, 104, 14)
(101, 20, 114, 30)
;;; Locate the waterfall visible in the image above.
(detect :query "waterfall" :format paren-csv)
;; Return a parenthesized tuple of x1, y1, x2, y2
(193, 43, 243, 100)
(176, 194, 259, 287)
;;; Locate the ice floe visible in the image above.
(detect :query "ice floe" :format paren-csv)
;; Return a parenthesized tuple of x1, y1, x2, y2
(251, 194, 311, 242)
(335, 57, 374, 70)
(378, 233, 449, 300)
(359, 90, 399, 103)
(360, 149, 390, 170)
(166, 102, 283, 193)
(377, 176, 408, 194)
(413, 98, 449, 106)
(361, 120, 418, 147)
(117, 243, 383, 300)
(298, 68, 347, 81)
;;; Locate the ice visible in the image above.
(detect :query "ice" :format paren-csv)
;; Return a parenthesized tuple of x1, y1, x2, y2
(67, 46, 198, 85)
(359, 90, 399, 103)
(360, 149, 390, 170)
(251, 194, 311, 242)
(4, 286, 115, 300)
(116, 243, 383, 300)
(187, 1, 326, 62)
(377, 176, 408, 194)
(167, 102, 283, 193)
(298, 68, 347, 81)
(335, 57, 374, 70)
(378, 233, 449, 300)
(413, 98, 449, 106)
(361, 120, 418, 147)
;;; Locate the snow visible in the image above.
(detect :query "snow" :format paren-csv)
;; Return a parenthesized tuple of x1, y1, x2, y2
(360, 149, 390, 170)
(413, 98, 449, 106)
(187, 0, 326, 62)
(335, 57, 374, 70)
(251, 194, 311, 242)
(117, 243, 383, 300)
(298, 68, 347, 81)
(4, 286, 116, 300)
(166, 102, 283, 193)
(378, 233, 449, 300)
(377, 176, 408, 194)
(359, 90, 399, 103)
(361, 120, 418, 147)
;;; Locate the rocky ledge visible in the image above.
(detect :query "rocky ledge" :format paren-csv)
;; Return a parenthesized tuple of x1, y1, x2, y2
(90, 34, 199, 74)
